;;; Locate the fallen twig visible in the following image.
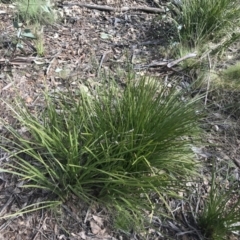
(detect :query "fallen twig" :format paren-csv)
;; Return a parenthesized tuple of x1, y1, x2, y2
(181, 201, 203, 240)
(0, 57, 43, 65)
(134, 60, 168, 70)
(62, 2, 165, 13)
(167, 52, 197, 68)
(134, 52, 197, 70)
(204, 53, 211, 105)
(98, 51, 110, 77)
(0, 195, 14, 217)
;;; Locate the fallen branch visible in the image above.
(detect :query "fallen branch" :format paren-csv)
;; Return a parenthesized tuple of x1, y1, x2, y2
(62, 2, 165, 14)
(134, 52, 197, 70)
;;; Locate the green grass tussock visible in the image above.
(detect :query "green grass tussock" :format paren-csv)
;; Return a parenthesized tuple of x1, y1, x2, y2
(171, 0, 240, 51)
(1, 75, 203, 230)
(15, 0, 57, 24)
(198, 171, 240, 239)
(221, 62, 240, 87)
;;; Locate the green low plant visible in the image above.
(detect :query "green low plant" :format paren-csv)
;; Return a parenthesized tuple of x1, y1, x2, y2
(207, 64, 240, 118)
(32, 24, 45, 56)
(0, 74, 203, 231)
(221, 62, 240, 87)
(171, 0, 240, 51)
(15, 0, 57, 24)
(198, 171, 240, 239)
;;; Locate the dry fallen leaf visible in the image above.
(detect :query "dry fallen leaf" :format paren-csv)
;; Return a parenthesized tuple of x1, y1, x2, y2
(92, 215, 103, 227)
(90, 220, 102, 235)
(76, 231, 86, 239)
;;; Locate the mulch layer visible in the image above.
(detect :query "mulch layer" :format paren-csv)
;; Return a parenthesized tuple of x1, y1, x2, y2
(0, 0, 240, 239)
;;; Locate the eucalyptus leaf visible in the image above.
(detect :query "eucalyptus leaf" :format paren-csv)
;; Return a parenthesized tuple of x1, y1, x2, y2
(100, 32, 112, 39)
(21, 29, 36, 39)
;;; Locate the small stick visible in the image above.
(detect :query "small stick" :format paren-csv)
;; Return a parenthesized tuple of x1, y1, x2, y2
(181, 201, 202, 240)
(0, 195, 14, 217)
(0, 57, 42, 65)
(204, 53, 211, 105)
(134, 52, 197, 70)
(97, 51, 110, 77)
(84, 207, 90, 224)
(167, 53, 197, 68)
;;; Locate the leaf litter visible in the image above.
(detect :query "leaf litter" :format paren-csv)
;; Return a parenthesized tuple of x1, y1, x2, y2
(0, 0, 240, 239)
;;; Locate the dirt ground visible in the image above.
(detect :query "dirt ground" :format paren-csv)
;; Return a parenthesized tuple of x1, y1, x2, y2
(0, 0, 240, 239)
